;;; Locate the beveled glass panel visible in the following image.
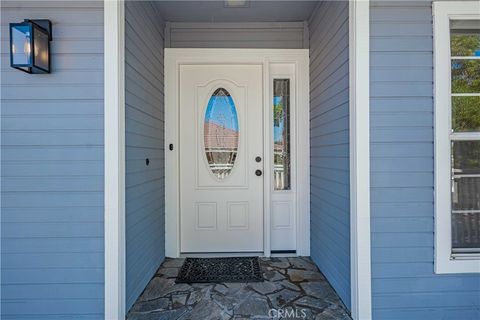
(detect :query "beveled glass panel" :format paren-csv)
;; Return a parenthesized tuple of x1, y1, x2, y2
(273, 79, 291, 190)
(204, 88, 239, 180)
(452, 96, 480, 132)
(450, 20, 480, 57)
(451, 59, 480, 93)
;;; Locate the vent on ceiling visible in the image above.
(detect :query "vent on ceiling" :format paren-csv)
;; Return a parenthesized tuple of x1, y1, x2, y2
(224, 0, 250, 8)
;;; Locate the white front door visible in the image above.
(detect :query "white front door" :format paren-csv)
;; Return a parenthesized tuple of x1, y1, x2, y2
(179, 64, 264, 253)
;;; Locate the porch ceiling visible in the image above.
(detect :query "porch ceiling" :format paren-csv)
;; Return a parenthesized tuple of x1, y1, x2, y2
(154, 1, 318, 22)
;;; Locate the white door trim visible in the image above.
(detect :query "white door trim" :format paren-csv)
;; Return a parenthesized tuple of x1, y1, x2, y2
(164, 49, 310, 258)
(349, 0, 372, 319)
(104, 0, 125, 319)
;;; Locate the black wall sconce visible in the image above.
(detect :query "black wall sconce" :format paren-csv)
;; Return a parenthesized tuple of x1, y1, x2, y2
(10, 19, 52, 74)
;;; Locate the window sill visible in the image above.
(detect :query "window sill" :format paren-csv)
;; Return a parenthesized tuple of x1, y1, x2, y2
(452, 253, 480, 260)
(435, 255, 480, 274)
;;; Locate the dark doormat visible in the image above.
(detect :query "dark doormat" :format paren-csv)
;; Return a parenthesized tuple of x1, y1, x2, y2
(176, 257, 264, 283)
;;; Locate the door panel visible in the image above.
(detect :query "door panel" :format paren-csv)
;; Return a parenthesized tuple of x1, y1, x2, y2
(179, 65, 264, 253)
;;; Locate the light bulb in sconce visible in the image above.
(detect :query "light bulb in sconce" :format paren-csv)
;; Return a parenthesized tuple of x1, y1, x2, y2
(24, 39, 31, 55)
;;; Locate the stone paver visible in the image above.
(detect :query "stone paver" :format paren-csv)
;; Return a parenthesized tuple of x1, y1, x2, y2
(158, 267, 180, 278)
(172, 294, 188, 308)
(288, 269, 325, 282)
(234, 294, 270, 317)
(267, 289, 301, 309)
(129, 298, 170, 313)
(127, 257, 352, 320)
(248, 281, 279, 295)
(263, 270, 286, 282)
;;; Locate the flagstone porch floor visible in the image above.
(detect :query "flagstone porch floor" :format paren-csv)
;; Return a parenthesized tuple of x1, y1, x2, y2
(126, 257, 351, 320)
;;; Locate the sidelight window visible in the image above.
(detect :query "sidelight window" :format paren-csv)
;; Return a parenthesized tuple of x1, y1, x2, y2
(273, 79, 291, 190)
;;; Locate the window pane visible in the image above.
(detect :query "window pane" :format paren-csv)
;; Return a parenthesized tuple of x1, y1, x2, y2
(451, 141, 480, 251)
(11, 25, 31, 65)
(450, 20, 480, 57)
(452, 141, 480, 175)
(452, 212, 480, 250)
(273, 79, 291, 190)
(452, 96, 480, 132)
(204, 88, 239, 180)
(33, 26, 49, 70)
(451, 59, 480, 93)
(452, 177, 480, 211)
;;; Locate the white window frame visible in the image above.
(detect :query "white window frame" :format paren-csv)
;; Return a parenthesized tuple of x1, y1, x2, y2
(433, 1, 480, 274)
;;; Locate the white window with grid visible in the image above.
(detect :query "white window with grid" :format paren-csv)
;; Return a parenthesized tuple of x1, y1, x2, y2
(434, 1, 480, 273)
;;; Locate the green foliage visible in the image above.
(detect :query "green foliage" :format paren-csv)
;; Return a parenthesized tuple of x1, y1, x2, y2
(273, 101, 283, 127)
(274, 100, 284, 127)
(451, 59, 480, 93)
(452, 97, 480, 132)
(451, 34, 480, 56)
(450, 34, 480, 135)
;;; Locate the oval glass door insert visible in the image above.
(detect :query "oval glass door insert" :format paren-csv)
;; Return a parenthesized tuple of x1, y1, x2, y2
(204, 88, 239, 180)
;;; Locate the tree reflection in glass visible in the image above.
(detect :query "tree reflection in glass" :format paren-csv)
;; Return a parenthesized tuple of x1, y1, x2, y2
(273, 79, 291, 190)
(204, 88, 239, 180)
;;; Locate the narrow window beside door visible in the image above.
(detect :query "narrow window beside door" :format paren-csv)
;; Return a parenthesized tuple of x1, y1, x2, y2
(273, 79, 291, 190)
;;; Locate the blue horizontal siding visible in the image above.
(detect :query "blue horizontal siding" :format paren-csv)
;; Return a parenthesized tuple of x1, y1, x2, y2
(125, 0, 166, 312)
(169, 22, 305, 48)
(309, 0, 351, 310)
(370, 1, 480, 319)
(0, 1, 104, 319)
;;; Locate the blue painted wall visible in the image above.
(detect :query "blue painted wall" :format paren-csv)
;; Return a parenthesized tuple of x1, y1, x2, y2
(308, 0, 351, 310)
(370, 1, 480, 319)
(125, 0, 166, 311)
(168, 22, 306, 49)
(0, 1, 104, 319)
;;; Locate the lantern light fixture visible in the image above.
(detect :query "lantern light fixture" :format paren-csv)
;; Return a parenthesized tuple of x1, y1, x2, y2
(9, 19, 52, 74)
